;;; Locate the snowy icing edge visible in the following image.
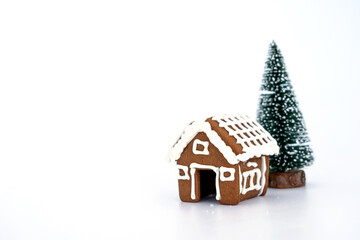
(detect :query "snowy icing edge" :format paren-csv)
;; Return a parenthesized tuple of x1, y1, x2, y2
(167, 120, 239, 164)
(167, 114, 279, 164)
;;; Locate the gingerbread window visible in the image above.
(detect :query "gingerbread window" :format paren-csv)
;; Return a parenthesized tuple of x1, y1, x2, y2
(219, 167, 235, 181)
(177, 165, 190, 180)
(192, 139, 209, 155)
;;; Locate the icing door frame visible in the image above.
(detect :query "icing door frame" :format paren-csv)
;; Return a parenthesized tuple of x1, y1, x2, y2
(189, 163, 221, 200)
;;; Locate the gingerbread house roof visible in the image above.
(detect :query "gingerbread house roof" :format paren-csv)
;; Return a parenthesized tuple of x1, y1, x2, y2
(167, 114, 279, 164)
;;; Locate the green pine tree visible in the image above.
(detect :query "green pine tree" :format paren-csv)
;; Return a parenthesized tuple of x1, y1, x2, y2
(257, 41, 314, 173)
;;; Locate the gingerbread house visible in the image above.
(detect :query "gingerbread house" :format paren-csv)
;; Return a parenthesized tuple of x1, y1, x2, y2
(167, 114, 279, 205)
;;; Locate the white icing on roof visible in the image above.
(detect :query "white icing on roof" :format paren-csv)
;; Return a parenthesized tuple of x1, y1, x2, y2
(212, 114, 279, 162)
(167, 114, 279, 164)
(167, 120, 239, 164)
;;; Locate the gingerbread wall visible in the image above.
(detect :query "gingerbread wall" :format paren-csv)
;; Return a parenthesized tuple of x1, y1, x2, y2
(238, 156, 269, 201)
(176, 132, 270, 205)
(176, 132, 240, 205)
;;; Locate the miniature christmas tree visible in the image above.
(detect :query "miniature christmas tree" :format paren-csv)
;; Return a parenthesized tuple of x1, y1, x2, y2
(257, 41, 314, 188)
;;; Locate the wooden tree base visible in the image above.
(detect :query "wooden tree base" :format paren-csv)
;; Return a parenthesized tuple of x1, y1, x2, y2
(269, 170, 305, 188)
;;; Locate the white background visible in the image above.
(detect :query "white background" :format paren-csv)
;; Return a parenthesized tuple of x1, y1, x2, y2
(1, 0, 360, 239)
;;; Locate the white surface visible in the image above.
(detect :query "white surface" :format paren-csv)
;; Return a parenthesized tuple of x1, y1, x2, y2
(1, 0, 360, 239)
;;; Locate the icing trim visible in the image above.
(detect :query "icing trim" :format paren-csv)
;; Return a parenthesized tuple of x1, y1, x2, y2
(189, 163, 220, 201)
(190, 168, 196, 199)
(258, 156, 267, 195)
(241, 168, 262, 195)
(192, 139, 209, 155)
(246, 162, 258, 168)
(167, 114, 279, 164)
(176, 165, 190, 180)
(238, 165, 243, 195)
(167, 121, 239, 164)
(212, 114, 279, 162)
(219, 167, 235, 181)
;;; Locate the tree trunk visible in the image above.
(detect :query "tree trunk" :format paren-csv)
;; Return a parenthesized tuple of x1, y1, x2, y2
(269, 170, 305, 188)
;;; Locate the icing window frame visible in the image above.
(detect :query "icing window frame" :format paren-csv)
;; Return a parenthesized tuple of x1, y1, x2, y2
(192, 139, 210, 155)
(220, 167, 235, 181)
(177, 165, 190, 180)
